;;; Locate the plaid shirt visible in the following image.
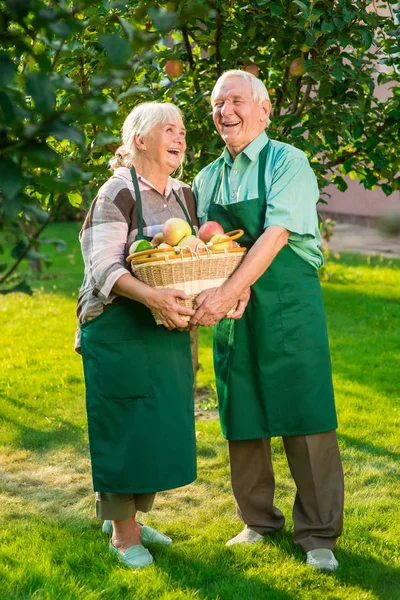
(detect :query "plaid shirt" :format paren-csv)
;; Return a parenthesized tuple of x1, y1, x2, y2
(75, 167, 197, 351)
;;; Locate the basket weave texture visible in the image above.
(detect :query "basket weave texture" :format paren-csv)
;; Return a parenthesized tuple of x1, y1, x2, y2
(130, 251, 246, 324)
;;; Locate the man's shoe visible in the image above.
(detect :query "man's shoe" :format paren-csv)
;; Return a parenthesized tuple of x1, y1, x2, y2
(102, 520, 172, 545)
(306, 549, 339, 572)
(109, 541, 153, 569)
(226, 527, 264, 546)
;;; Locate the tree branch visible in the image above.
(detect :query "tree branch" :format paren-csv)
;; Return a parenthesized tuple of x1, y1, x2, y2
(206, 0, 223, 76)
(290, 75, 303, 114)
(273, 66, 290, 117)
(182, 25, 200, 93)
(295, 80, 312, 116)
(0, 195, 65, 286)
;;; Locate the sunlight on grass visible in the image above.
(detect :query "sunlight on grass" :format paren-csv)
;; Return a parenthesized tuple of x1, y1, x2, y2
(0, 224, 399, 599)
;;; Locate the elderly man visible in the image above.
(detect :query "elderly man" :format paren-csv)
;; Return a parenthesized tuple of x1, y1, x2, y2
(191, 70, 344, 572)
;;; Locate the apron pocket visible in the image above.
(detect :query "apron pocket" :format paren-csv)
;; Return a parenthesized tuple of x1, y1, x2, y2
(280, 291, 329, 354)
(93, 340, 153, 400)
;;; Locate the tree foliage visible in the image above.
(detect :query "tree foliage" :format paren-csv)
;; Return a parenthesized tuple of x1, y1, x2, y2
(0, 0, 399, 287)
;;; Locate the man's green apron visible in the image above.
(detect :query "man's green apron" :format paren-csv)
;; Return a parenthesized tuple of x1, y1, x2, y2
(208, 142, 337, 440)
(80, 167, 197, 493)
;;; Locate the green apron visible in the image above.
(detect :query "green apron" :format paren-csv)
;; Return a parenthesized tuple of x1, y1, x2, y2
(208, 142, 337, 440)
(80, 168, 196, 493)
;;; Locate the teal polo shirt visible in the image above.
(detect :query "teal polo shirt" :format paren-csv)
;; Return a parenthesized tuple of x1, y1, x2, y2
(193, 131, 323, 269)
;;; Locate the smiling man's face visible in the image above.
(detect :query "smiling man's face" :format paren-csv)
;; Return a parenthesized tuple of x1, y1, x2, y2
(212, 76, 270, 159)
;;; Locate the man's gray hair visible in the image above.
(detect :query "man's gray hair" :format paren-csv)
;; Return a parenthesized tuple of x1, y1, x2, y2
(211, 70, 271, 128)
(110, 102, 184, 170)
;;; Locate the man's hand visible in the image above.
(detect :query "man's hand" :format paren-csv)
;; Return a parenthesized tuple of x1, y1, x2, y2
(226, 287, 251, 320)
(190, 286, 239, 327)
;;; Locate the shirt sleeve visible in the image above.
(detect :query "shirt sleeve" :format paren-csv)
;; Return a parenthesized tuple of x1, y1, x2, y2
(264, 155, 319, 240)
(80, 193, 130, 304)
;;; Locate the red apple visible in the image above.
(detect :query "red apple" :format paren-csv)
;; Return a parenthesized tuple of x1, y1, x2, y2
(198, 221, 224, 243)
(163, 217, 192, 246)
(165, 59, 183, 78)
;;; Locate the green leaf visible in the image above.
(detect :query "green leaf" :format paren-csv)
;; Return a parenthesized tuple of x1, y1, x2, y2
(0, 53, 17, 86)
(0, 90, 16, 122)
(0, 281, 33, 296)
(118, 85, 150, 100)
(334, 175, 348, 192)
(99, 34, 131, 66)
(11, 240, 29, 260)
(68, 192, 83, 207)
(23, 203, 49, 224)
(353, 122, 364, 139)
(42, 121, 85, 147)
(382, 184, 393, 196)
(0, 157, 23, 200)
(24, 141, 61, 167)
(26, 72, 56, 114)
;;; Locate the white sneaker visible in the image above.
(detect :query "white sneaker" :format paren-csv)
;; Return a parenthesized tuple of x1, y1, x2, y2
(226, 527, 264, 546)
(306, 549, 339, 572)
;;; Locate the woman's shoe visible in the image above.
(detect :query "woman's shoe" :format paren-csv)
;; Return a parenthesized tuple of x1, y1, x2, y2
(102, 520, 172, 545)
(109, 541, 153, 569)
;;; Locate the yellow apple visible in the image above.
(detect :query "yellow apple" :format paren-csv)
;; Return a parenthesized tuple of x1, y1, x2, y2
(163, 217, 192, 246)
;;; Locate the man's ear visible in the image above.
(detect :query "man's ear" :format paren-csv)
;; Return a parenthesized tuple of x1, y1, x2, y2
(260, 99, 272, 124)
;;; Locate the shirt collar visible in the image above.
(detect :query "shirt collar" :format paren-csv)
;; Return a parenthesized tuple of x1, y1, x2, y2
(222, 130, 269, 165)
(113, 167, 178, 197)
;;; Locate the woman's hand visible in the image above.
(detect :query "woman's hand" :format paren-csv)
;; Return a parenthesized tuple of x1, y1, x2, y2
(189, 286, 239, 327)
(147, 288, 195, 330)
(226, 287, 251, 320)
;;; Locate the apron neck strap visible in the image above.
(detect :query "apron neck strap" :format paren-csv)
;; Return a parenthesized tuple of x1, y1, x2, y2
(131, 167, 195, 238)
(210, 139, 270, 206)
(257, 141, 269, 200)
(172, 190, 196, 235)
(130, 166, 146, 240)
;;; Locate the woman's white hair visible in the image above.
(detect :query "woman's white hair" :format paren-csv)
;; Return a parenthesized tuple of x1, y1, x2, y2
(211, 70, 271, 128)
(110, 101, 184, 170)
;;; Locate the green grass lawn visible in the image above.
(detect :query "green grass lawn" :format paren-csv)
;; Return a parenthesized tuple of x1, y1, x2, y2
(0, 222, 399, 600)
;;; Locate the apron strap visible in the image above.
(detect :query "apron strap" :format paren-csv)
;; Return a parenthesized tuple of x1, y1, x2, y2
(257, 141, 269, 201)
(172, 190, 196, 235)
(130, 166, 147, 240)
(210, 139, 270, 207)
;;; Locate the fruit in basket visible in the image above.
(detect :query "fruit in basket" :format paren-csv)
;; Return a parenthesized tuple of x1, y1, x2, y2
(152, 243, 176, 258)
(129, 239, 153, 255)
(163, 217, 192, 246)
(151, 232, 164, 247)
(177, 235, 205, 251)
(198, 221, 224, 243)
(208, 233, 231, 250)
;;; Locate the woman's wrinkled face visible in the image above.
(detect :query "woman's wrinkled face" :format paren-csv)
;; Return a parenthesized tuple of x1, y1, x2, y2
(144, 119, 186, 173)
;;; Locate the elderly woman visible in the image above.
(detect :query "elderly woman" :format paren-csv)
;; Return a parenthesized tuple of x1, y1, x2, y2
(75, 102, 197, 569)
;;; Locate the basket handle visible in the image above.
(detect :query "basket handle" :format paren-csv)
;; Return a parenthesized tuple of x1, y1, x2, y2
(126, 247, 175, 263)
(225, 229, 244, 241)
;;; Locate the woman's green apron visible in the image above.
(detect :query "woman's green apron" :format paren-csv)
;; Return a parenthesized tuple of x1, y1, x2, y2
(208, 142, 337, 440)
(80, 168, 196, 493)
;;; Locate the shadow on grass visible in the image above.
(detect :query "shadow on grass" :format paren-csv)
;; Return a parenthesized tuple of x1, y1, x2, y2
(338, 432, 400, 464)
(1, 396, 86, 453)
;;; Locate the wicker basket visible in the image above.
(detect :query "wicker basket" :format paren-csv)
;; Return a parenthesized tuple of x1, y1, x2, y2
(126, 230, 247, 324)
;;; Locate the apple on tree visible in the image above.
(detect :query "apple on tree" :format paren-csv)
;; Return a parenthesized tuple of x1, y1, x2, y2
(165, 59, 183, 78)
